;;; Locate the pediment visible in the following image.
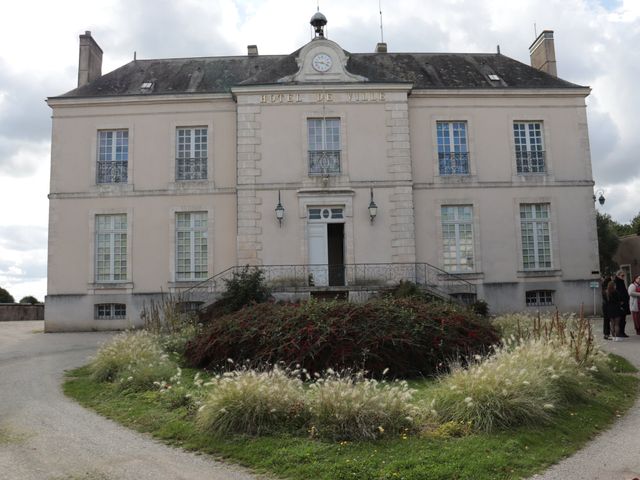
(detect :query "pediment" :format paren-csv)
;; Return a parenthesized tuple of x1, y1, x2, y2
(278, 38, 367, 84)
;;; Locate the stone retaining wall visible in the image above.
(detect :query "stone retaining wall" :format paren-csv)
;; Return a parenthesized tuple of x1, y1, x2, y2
(0, 304, 44, 321)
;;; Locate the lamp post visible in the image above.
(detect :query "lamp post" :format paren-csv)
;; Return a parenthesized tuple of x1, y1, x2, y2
(593, 189, 606, 206)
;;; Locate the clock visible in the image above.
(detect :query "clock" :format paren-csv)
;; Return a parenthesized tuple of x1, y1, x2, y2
(312, 53, 332, 72)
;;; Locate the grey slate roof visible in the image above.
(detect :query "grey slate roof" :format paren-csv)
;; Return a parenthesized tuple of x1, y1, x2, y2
(55, 51, 583, 98)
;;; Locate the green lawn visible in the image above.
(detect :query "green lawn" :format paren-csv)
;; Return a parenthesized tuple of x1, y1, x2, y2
(64, 354, 638, 480)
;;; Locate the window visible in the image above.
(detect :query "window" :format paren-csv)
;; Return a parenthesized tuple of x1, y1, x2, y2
(95, 303, 126, 319)
(176, 212, 208, 281)
(308, 207, 343, 221)
(514, 122, 545, 174)
(95, 214, 127, 282)
(526, 290, 554, 307)
(308, 118, 340, 175)
(437, 121, 469, 175)
(97, 130, 128, 183)
(176, 127, 208, 180)
(441, 205, 474, 272)
(520, 204, 552, 270)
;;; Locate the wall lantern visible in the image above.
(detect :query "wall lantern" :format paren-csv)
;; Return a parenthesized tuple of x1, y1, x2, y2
(593, 189, 606, 206)
(275, 190, 285, 227)
(368, 187, 378, 223)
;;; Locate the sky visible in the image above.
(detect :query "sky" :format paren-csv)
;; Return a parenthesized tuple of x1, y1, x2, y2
(0, 0, 638, 302)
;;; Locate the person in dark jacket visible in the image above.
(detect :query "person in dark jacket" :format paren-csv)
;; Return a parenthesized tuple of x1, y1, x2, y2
(606, 280, 626, 341)
(614, 270, 631, 337)
(602, 275, 612, 339)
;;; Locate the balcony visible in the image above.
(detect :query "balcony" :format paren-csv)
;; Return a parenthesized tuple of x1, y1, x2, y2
(308, 150, 341, 176)
(516, 150, 546, 174)
(183, 263, 477, 306)
(438, 152, 469, 175)
(176, 157, 207, 181)
(96, 161, 128, 184)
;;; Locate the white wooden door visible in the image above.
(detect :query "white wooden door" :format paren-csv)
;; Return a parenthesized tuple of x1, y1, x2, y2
(308, 223, 328, 286)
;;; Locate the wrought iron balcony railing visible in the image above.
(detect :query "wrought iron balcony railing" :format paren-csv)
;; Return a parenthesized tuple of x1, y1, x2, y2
(96, 161, 128, 184)
(438, 152, 469, 175)
(182, 262, 476, 306)
(176, 157, 207, 181)
(309, 150, 341, 176)
(516, 150, 546, 174)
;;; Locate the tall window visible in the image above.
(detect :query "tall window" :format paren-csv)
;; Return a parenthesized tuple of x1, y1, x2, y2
(514, 122, 545, 173)
(520, 204, 552, 269)
(441, 205, 474, 272)
(176, 212, 208, 281)
(97, 130, 128, 183)
(308, 118, 341, 175)
(95, 214, 127, 282)
(176, 127, 208, 180)
(437, 121, 469, 175)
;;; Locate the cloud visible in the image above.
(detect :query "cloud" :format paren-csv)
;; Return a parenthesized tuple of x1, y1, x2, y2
(0, 226, 47, 251)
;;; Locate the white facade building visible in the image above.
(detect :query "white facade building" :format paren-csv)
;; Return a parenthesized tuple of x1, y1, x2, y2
(45, 17, 600, 331)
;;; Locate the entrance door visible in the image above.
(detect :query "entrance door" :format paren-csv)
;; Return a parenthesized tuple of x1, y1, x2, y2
(308, 223, 328, 286)
(307, 207, 345, 287)
(328, 223, 345, 286)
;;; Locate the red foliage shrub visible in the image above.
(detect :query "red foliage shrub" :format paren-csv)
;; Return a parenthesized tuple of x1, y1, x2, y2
(184, 298, 499, 378)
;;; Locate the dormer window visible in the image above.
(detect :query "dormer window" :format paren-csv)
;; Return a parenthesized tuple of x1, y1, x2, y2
(140, 82, 154, 93)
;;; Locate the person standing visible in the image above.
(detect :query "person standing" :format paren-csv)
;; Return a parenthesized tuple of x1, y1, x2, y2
(615, 270, 631, 337)
(629, 275, 640, 335)
(602, 275, 612, 340)
(606, 280, 626, 341)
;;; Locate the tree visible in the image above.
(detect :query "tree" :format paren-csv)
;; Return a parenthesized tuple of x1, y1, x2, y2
(611, 211, 640, 237)
(0, 287, 15, 303)
(19, 296, 40, 305)
(632, 212, 640, 236)
(597, 212, 620, 274)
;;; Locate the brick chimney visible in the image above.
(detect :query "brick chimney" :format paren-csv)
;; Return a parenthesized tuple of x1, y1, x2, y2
(247, 45, 259, 56)
(375, 42, 387, 53)
(529, 30, 557, 77)
(78, 31, 103, 88)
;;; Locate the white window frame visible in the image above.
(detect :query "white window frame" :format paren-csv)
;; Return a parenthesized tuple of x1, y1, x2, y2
(436, 121, 469, 175)
(95, 303, 127, 320)
(176, 127, 208, 181)
(441, 205, 474, 272)
(96, 129, 129, 184)
(525, 290, 554, 307)
(95, 214, 128, 283)
(513, 121, 545, 174)
(175, 212, 208, 281)
(307, 117, 341, 176)
(520, 203, 552, 270)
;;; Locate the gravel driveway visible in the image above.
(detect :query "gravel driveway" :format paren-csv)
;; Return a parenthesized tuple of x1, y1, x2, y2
(0, 321, 261, 480)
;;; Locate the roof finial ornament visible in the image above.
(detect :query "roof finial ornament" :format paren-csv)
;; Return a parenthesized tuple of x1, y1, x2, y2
(310, 10, 327, 38)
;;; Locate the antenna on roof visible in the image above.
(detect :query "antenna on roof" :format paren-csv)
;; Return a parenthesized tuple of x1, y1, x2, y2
(534, 22, 537, 39)
(134, 51, 137, 61)
(379, 0, 385, 43)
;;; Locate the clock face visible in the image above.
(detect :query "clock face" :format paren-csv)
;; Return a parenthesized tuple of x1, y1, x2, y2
(312, 53, 332, 72)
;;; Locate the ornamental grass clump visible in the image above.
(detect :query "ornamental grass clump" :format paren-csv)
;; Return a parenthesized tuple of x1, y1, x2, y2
(307, 370, 419, 441)
(196, 365, 308, 436)
(89, 330, 176, 390)
(428, 337, 590, 432)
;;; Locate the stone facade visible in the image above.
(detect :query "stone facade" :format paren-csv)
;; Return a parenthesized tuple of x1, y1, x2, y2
(44, 26, 600, 331)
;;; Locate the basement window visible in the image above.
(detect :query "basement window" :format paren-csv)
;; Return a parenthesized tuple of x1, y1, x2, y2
(525, 290, 554, 307)
(95, 303, 127, 320)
